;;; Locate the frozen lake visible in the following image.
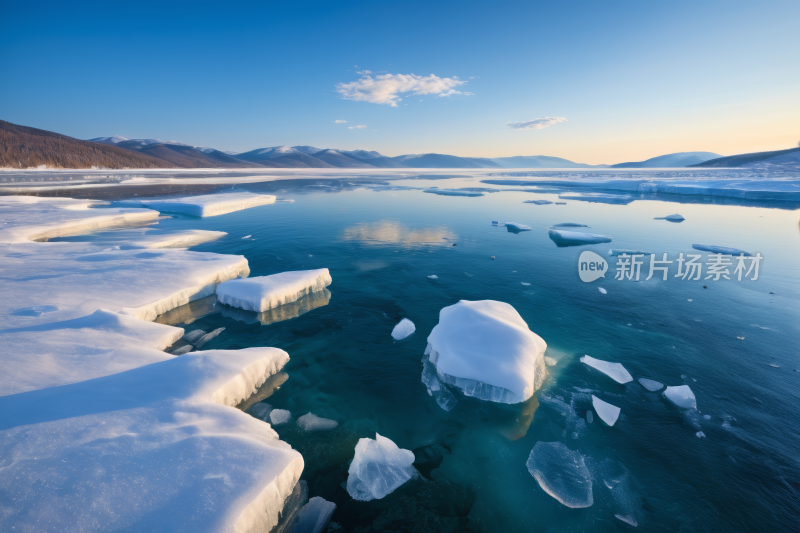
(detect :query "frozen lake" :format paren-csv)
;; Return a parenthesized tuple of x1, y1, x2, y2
(51, 170, 800, 532)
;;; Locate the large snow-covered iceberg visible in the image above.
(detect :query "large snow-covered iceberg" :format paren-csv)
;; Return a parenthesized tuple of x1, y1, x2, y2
(424, 300, 547, 405)
(527, 441, 593, 508)
(217, 269, 332, 312)
(119, 192, 277, 217)
(580, 355, 633, 384)
(0, 348, 304, 533)
(346, 433, 417, 501)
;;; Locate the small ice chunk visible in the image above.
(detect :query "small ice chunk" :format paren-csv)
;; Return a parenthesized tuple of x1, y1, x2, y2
(691, 244, 751, 256)
(521, 282, 531, 286)
(523, 200, 552, 205)
(664, 385, 697, 410)
(171, 345, 193, 355)
(491, 221, 505, 226)
(193, 327, 225, 348)
(217, 269, 332, 312)
(270, 409, 292, 426)
(552, 223, 589, 228)
(696, 431, 706, 438)
(291, 496, 337, 533)
(346, 434, 417, 501)
(609, 249, 650, 256)
(242, 235, 252, 239)
(703, 414, 711, 420)
(688, 299, 693, 302)
(544, 356, 557, 366)
(391, 318, 416, 340)
(655, 214, 685, 222)
(638, 378, 664, 392)
(549, 229, 611, 245)
(598, 287, 607, 294)
(181, 329, 206, 344)
(580, 355, 633, 384)
(246, 402, 273, 421)
(297, 413, 338, 432)
(592, 395, 621, 426)
(504, 222, 532, 231)
(427, 275, 438, 279)
(586, 410, 594, 424)
(526, 441, 593, 508)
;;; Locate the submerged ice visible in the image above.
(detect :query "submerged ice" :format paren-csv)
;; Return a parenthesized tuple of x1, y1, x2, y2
(527, 441, 593, 508)
(346, 434, 417, 502)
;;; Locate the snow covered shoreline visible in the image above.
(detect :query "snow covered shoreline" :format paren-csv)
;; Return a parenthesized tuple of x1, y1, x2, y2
(0, 194, 305, 532)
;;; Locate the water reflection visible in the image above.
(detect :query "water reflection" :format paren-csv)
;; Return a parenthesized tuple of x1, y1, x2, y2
(341, 220, 456, 247)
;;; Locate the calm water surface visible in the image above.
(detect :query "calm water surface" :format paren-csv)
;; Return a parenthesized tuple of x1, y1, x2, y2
(68, 174, 800, 532)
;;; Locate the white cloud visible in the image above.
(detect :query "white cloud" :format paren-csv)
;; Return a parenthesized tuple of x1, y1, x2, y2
(336, 73, 472, 107)
(334, 120, 347, 124)
(356, 70, 372, 75)
(348, 125, 367, 129)
(506, 117, 567, 130)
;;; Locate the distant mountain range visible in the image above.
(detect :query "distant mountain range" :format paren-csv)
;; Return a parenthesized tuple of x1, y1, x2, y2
(1, 120, 795, 170)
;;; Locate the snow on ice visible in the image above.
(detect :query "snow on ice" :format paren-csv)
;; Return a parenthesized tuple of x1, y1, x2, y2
(580, 355, 633, 384)
(217, 269, 332, 312)
(346, 433, 417, 501)
(391, 318, 416, 340)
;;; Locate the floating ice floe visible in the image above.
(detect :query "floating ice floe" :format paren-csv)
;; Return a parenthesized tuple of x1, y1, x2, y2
(523, 200, 552, 205)
(638, 378, 664, 392)
(608, 249, 650, 256)
(0, 348, 303, 533)
(664, 385, 697, 410)
(346, 434, 417, 501)
(0, 195, 159, 244)
(549, 229, 612, 247)
(696, 431, 706, 438)
(552, 223, 589, 228)
(598, 287, 607, 294)
(222, 289, 331, 327)
(391, 318, 416, 340)
(592, 395, 621, 426)
(427, 274, 438, 279)
(521, 282, 531, 286)
(297, 413, 338, 432)
(586, 410, 594, 423)
(172, 345, 193, 355)
(504, 222, 532, 232)
(118, 192, 277, 217)
(1, 242, 249, 326)
(655, 214, 685, 222)
(691, 244, 751, 256)
(580, 355, 633, 384)
(424, 300, 547, 405)
(527, 442, 593, 508)
(243, 235, 252, 239)
(270, 409, 292, 425)
(193, 327, 225, 348)
(217, 269, 332, 312)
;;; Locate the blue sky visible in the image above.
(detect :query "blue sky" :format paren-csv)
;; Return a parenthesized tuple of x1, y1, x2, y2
(1, 0, 798, 163)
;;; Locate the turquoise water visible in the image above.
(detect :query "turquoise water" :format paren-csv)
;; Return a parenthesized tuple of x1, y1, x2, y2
(68, 176, 800, 531)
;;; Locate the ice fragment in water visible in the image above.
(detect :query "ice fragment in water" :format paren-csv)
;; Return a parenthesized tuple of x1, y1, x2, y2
(655, 213, 685, 222)
(526, 441, 593, 508)
(346, 434, 417, 501)
(193, 327, 225, 348)
(523, 199, 552, 205)
(609, 249, 650, 256)
(391, 318, 415, 340)
(586, 410, 594, 424)
(638, 378, 663, 392)
(181, 329, 206, 344)
(592, 395, 621, 426)
(598, 287, 607, 294)
(217, 269, 332, 312)
(504, 222, 532, 232)
(664, 385, 697, 410)
(598, 458, 629, 490)
(544, 356, 557, 366)
(246, 402, 273, 421)
(580, 355, 633, 384)
(426, 300, 547, 404)
(548, 229, 612, 246)
(691, 244, 751, 256)
(552, 223, 589, 228)
(242, 235, 252, 239)
(290, 496, 337, 533)
(696, 431, 706, 438)
(297, 413, 338, 432)
(171, 345, 193, 355)
(427, 275, 438, 279)
(703, 414, 711, 420)
(270, 409, 292, 425)
(521, 282, 531, 286)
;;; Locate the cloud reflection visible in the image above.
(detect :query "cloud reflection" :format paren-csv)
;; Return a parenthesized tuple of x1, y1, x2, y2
(341, 220, 457, 248)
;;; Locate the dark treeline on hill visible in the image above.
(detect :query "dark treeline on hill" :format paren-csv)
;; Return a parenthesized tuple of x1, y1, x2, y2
(0, 121, 170, 169)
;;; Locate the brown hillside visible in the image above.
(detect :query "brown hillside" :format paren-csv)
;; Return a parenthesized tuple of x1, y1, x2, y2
(0, 120, 176, 169)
